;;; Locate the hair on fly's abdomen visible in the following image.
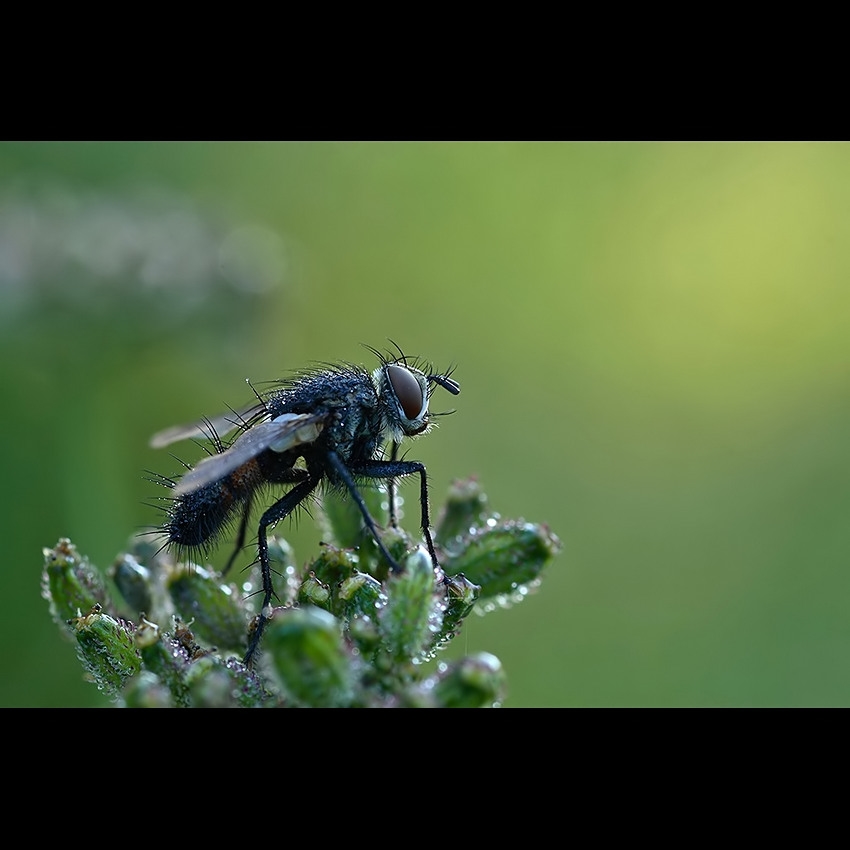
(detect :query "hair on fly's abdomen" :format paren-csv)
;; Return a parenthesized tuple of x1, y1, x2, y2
(147, 415, 263, 566)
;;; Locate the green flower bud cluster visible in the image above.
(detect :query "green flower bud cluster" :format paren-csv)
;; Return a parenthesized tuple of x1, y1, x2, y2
(42, 479, 560, 707)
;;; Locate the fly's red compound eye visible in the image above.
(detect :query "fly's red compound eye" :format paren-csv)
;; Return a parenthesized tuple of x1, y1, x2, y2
(387, 364, 425, 420)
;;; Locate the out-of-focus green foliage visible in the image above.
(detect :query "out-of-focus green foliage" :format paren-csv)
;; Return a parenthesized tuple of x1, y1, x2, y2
(4, 142, 850, 706)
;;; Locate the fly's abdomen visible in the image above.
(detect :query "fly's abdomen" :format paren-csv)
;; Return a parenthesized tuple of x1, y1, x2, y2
(164, 461, 261, 551)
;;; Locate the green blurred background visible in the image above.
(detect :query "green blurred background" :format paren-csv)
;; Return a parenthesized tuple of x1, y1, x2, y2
(1, 142, 848, 707)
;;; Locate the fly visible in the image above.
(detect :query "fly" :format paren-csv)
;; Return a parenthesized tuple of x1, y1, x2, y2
(148, 343, 460, 665)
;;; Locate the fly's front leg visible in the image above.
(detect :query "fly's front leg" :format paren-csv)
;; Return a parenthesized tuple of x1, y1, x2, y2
(326, 451, 404, 573)
(351, 457, 440, 572)
(387, 441, 400, 528)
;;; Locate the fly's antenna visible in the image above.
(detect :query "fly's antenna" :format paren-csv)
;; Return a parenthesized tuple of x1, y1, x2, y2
(429, 363, 460, 396)
(430, 374, 460, 395)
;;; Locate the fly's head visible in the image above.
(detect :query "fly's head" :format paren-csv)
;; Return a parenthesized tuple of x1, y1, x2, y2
(368, 344, 460, 444)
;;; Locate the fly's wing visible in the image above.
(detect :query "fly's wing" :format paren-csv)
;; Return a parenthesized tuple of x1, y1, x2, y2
(149, 403, 267, 449)
(171, 412, 326, 496)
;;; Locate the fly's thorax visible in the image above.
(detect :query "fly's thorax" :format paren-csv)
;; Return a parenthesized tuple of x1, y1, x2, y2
(320, 401, 385, 464)
(372, 362, 433, 443)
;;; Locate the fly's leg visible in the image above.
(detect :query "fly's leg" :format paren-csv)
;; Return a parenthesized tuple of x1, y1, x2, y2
(343, 454, 440, 573)
(222, 493, 253, 576)
(243, 475, 319, 667)
(224, 467, 308, 577)
(387, 441, 400, 528)
(326, 451, 405, 573)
